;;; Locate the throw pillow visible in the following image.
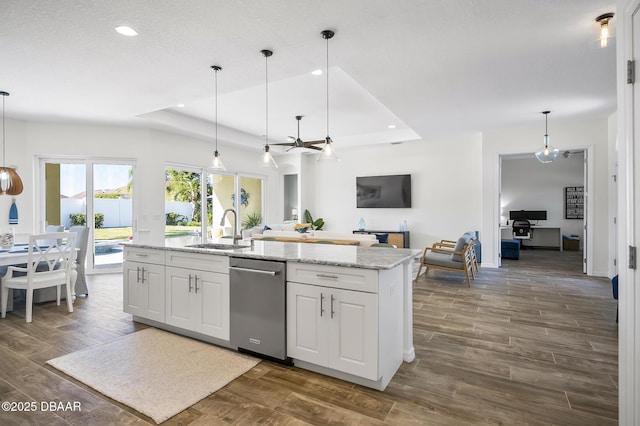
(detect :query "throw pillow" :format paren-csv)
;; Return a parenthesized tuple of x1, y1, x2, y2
(263, 225, 272, 231)
(451, 237, 467, 262)
(295, 226, 309, 234)
(294, 223, 312, 231)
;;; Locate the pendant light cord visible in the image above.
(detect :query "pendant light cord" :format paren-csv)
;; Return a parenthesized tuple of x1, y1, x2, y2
(542, 110, 550, 148)
(2, 94, 5, 169)
(214, 68, 219, 152)
(326, 35, 330, 139)
(265, 53, 269, 148)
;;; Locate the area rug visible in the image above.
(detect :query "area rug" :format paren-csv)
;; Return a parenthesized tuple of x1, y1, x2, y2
(46, 327, 259, 424)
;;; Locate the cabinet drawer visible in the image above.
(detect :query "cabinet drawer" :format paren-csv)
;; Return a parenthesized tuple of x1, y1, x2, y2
(166, 250, 229, 274)
(124, 247, 165, 265)
(287, 263, 378, 293)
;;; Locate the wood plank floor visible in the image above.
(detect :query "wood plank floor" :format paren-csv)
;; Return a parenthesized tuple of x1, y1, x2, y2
(0, 249, 617, 425)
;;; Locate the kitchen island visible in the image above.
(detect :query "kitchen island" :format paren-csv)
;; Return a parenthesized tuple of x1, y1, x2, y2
(123, 240, 420, 391)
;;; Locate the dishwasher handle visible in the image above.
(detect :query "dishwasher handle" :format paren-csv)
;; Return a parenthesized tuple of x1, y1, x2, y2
(229, 266, 277, 276)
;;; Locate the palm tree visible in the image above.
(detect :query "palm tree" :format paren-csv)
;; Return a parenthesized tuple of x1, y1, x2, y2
(165, 170, 201, 223)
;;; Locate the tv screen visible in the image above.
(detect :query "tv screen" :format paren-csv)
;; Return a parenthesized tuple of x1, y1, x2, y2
(509, 210, 547, 221)
(356, 174, 411, 208)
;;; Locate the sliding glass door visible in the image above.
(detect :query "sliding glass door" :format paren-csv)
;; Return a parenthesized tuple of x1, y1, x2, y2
(40, 158, 135, 273)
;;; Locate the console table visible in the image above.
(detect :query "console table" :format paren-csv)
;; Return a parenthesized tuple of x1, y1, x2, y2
(353, 230, 410, 248)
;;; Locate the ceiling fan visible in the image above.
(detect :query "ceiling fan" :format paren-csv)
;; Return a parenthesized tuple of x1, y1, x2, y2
(272, 115, 324, 151)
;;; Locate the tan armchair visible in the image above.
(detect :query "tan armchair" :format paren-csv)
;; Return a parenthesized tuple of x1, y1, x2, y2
(415, 238, 476, 286)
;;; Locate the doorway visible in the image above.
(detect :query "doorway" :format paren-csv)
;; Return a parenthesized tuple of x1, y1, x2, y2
(498, 150, 590, 272)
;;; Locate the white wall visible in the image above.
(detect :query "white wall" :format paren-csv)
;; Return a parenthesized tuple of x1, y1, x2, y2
(0, 119, 280, 245)
(482, 116, 612, 276)
(302, 133, 483, 251)
(501, 155, 585, 243)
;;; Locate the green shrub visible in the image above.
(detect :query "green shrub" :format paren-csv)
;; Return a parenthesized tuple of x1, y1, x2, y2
(69, 213, 104, 228)
(166, 212, 187, 226)
(69, 213, 86, 226)
(95, 213, 104, 229)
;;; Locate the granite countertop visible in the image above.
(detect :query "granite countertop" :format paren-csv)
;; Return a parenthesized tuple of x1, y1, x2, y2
(126, 241, 421, 270)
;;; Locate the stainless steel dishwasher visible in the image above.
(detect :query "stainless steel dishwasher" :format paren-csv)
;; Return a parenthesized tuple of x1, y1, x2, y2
(229, 257, 288, 361)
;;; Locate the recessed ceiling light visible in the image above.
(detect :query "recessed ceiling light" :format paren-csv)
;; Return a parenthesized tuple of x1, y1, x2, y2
(311, 69, 323, 76)
(388, 124, 396, 129)
(115, 26, 138, 37)
(176, 104, 185, 108)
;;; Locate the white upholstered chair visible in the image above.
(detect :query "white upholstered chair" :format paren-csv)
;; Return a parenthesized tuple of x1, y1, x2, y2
(1, 232, 77, 323)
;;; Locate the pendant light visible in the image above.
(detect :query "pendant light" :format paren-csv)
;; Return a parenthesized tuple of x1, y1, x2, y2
(317, 29, 339, 162)
(210, 65, 226, 171)
(0, 91, 23, 196)
(535, 111, 559, 164)
(260, 49, 278, 168)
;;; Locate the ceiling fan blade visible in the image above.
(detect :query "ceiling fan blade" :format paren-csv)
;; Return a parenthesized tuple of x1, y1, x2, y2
(306, 145, 323, 151)
(286, 146, 296, 152)
(272, 142, 295, 146)
(305, 139, 326, 145)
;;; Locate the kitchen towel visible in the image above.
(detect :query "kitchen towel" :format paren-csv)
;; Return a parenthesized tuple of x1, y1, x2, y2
(8, 199, 18, 225)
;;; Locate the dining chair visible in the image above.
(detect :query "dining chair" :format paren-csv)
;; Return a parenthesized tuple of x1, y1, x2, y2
(1, 232, 77, 323)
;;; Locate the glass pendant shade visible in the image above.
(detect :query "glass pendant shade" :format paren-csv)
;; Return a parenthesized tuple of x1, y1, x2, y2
(535, 111, 558, 164)
(317, 137, 340, 162)
(260, 145, 278, 168)
(535, 135, 559, 163)
(211, 150, 225, 170)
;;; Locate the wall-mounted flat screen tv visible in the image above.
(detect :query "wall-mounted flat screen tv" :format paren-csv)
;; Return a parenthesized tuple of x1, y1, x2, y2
(356, 174, 412, 208)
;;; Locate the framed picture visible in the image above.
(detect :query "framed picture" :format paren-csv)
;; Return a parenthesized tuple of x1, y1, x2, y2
(565, 186, 584, 219)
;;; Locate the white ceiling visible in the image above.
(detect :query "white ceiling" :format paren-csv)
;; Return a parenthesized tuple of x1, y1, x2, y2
(1, 0, 617, 152)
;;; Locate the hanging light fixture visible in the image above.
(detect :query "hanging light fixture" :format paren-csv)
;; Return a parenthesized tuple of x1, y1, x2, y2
(259, 49, 278, 168)
(210, 65, 226, 171)
(535, 111, 559, 164)
(595, 13, 614, 48)
(317, 29, 339, 162)
(0, 91, 23, 196)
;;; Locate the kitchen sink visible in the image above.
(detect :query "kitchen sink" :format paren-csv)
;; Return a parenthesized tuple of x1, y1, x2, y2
(185, 243, 250, 250)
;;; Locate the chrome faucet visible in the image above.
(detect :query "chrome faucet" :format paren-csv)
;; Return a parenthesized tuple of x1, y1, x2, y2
(220, 208, 240, 244)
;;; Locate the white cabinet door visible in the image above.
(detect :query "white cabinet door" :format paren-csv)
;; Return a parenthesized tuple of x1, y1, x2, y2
(287, 282, 329, 366)
(165, 266, 195, 329)
(193, 270, 230, 340)
(287, 282, 378, 379)
(329, 288, 378, 380)
(165, 266, 230, 340)
(123, 261, 165, 322)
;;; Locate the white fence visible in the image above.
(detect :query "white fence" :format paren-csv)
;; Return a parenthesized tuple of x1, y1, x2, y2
(60, 198, 192, 228)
